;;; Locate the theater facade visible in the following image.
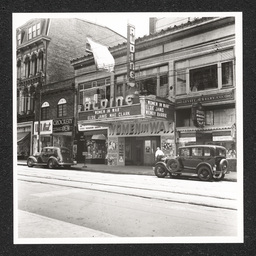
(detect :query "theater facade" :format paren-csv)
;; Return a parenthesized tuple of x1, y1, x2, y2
(71, 16, 237, 166)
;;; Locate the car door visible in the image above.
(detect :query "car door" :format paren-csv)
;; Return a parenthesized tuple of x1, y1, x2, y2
(189, 147, 204, 170)
(41, 148, 50, 163)
(179, 148, 194, 173)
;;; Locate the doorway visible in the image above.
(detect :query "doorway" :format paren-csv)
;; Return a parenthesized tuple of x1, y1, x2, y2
(125, 137, 160, 166)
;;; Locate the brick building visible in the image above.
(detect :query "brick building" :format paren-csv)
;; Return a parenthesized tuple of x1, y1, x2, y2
(16, 18, 126, 158)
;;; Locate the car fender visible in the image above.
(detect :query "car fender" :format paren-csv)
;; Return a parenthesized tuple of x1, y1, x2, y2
(196, 162, 213, 173)
(48, 156, 59, 164)
(27, 156, 38, 163)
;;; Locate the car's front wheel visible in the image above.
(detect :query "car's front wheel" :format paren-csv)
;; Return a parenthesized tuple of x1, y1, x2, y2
(27, 158, 34, 168)
(48, 159, 56, 169)
(154, 165, 167, 178)
(198, 166, 213, 181)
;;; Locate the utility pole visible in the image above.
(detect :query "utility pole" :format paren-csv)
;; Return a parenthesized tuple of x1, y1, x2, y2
(37, 71, 44, 153)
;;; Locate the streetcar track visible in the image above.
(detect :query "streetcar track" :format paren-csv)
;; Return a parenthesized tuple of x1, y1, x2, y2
(17, 173, 236, 201)
(18, 177, 237, 211)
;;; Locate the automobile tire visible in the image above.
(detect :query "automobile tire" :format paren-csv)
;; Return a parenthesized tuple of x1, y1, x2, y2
(213, 173, 225, 181)
(198, 165, 213, 181)
(48, 159, 56, 169)
(27, 158, 34, 168)
(219, 159, 228, 172)
(166, 159, 180, 172)
(154, 165, 167, 178)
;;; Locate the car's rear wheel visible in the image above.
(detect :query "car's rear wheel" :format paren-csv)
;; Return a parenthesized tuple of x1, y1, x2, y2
(166, 159, 180, 172)
(198, 166, 213, 181)
(48, 159, 56, 169)
(213, 173, 225, 181)
(27, 158, 34, 167)
(154, 165, 167, 178)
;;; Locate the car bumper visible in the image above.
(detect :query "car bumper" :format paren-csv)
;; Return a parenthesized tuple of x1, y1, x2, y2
(58, 161, 77, 166)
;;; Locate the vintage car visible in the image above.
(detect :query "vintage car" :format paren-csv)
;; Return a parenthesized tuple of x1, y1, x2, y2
(27, 146, 77, 169)
(153, 145, 229, 181)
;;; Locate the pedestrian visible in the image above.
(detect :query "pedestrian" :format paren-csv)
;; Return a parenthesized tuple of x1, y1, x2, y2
(155, 147, 165, 162)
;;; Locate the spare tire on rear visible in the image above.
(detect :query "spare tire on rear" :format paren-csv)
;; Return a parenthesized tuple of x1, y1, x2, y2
(166, 159, 180, 172)
(219, 159, 228, 172)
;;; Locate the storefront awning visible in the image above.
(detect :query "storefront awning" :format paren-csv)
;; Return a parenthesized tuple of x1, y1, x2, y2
(91, 134, 106, 140)
(17, 132, 30, 144)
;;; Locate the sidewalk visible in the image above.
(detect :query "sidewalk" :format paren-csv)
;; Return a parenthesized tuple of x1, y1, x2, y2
(18, 210, 115, 239)
(17, 160, 237, 181)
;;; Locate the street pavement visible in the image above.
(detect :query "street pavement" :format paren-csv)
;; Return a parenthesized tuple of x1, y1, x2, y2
(17, 160, 237, 181)
(16, 161, 238, 240)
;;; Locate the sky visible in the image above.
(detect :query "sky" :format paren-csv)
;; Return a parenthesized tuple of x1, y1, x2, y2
(13, 13, 153, 38)
(13, 12, 225, 39)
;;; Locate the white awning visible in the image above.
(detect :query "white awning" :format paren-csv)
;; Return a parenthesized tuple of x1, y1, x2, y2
(91, 134, 106, 140)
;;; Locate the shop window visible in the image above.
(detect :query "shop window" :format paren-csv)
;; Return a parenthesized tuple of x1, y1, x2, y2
(57, 98, 67, 117)
(222, 61, 233, 87)
(176, 70, 186, 95)
(190, 64, 218, 92)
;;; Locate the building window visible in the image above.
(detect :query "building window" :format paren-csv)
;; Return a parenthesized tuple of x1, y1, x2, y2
(222, 61, 233, 87)
(57, 98, 67, 117)
(41, 102, 50, 120)
(24, 57, 30, 78)
(176, 70, 186, 95)
(32, 25, 36, 37)
(137, 77, 157, 96)
(79, 78, 111, 108)
(190, 64, 218, 92)
(160, 74, 168, 87)
(28, 23, 41, 40)
(28, 27, 32, 40)
(17, 33, 21, 45)
(36, 23, 41, 36)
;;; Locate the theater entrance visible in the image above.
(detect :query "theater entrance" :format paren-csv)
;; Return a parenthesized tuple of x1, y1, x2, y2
(125, 136, 160, 166)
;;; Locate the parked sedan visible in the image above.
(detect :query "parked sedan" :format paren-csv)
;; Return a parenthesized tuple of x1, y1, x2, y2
(154, 145, 229, 181)
(27, 146, 77, 169)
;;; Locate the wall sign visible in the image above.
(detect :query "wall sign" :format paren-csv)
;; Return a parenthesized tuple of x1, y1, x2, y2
(176, 90, 235, 106)
(192, 102, 205, 127)
(127, 24, 135, 87)
(79, 104, 141, 121)
(109, 120, 174, 136)
(34, 120, 53, 135)
(53, 118, 73, 133)
(145, 99, 171, 119)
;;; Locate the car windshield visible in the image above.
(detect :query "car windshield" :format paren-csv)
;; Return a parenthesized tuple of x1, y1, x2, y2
(61, 148, 70, 154)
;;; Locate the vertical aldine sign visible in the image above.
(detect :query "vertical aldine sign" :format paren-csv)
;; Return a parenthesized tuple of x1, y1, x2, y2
(127, 24, 135, 87)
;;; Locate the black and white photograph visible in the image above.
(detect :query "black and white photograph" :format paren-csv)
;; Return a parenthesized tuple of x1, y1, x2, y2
(13, 12, 243, 244)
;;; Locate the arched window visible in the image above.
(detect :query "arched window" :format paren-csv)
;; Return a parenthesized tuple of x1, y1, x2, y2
(41, 102, 50, 120)
(31, 53, 37, 75)
(57, 98, 67, 117)
(24, 56, 30, 78)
